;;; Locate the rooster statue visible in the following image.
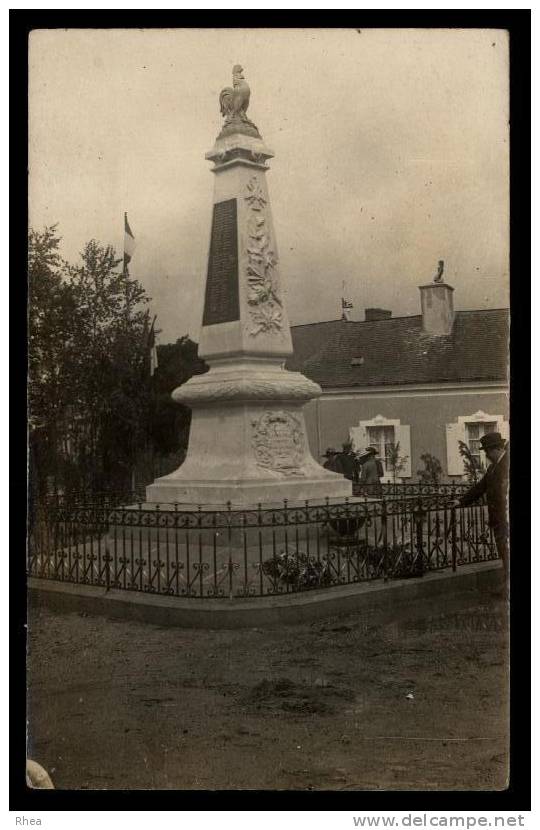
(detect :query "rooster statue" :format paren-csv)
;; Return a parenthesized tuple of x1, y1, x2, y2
(218, 65, 261, 138)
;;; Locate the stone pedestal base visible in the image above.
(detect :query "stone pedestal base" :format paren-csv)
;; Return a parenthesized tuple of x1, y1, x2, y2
(146, 473, 351, 507)
(146, 366, 351, 506)
(146, 360, 352, 507)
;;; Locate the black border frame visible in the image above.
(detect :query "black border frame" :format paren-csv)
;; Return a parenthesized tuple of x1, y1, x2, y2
(11, 10, 531, 812)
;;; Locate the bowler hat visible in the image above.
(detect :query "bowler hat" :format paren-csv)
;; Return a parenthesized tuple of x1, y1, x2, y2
(322, 448, 337, 457)
(479, 432, 506, 451)
(364, 446, 379, 455)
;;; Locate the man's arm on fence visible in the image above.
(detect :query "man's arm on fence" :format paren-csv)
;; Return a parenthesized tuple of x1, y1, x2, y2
(457, 475, 487, 508)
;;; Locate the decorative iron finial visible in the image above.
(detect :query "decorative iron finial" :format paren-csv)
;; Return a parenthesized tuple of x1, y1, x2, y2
(433, 259, 444, 283)
(218, 65, 261, 139)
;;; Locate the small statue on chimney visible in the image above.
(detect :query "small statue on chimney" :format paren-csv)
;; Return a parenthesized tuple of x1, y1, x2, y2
(433, 259, 444, 283)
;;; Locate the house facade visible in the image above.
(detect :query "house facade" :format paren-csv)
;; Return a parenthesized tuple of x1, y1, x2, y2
(287, 282, 509, 483)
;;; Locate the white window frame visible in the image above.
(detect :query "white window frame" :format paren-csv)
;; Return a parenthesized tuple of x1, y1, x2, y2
(464, 420, 498, 470)
(445, 410, 509, 478)
(350, 414, 411, 482)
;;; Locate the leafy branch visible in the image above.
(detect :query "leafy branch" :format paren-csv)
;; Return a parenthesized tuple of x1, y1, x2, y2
(458, 440, 485, 484)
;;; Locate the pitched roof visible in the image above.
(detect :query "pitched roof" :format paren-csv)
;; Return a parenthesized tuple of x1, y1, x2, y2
(286, 309, 509, 388)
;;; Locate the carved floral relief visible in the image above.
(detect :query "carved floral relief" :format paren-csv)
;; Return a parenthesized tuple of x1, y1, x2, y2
(245, 177, 267, 211)
(244, 176, 283, 336)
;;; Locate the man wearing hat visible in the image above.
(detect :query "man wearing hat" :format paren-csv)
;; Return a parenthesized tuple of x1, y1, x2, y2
(322, 448, 343, 475)
(321, 447, 362, 537)
(455, 432, 509, 585)
(358, 445, 384, 495)
(339, 440, 360, 482)
(359, 446, 383, 483)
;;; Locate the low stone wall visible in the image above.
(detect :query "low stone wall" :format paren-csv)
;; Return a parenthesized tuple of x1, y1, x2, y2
(28, 560, 502, 630)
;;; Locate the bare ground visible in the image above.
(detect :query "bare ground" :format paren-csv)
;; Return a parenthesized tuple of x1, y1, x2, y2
(27, 587, 509, 791)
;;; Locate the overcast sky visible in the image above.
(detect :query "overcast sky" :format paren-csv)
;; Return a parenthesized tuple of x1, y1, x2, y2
(29, 27, 509, 344)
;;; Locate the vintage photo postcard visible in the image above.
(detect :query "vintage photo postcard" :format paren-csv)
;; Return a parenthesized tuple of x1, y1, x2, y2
(26, 26, 513, 794)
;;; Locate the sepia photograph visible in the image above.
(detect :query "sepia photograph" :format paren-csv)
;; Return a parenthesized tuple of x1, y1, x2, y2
(25, 24, 516, 794)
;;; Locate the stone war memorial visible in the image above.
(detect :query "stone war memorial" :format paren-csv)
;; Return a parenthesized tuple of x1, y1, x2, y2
(27, 34, 509, 794)
(146, 65, 351, 508)
(29, 62, 499, 609)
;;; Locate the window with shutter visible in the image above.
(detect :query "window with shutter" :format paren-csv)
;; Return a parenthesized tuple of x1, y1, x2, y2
(465, 421, 497, 469)
(395, 423, 411, 478)
(446, 411, 508, 478)
(365, 425, 395, 475)
(349, 423, 367, 453)
(446, 421, 466, 476)
(351, 415, 411, 482)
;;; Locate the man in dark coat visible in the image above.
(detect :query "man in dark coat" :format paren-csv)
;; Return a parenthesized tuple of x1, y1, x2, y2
(357, 446, 383, 497)
(338, 440, 359, 482)
(359, 446, 383, 485)
(322, 448, 343, 474)
(456, 432, 509, 583)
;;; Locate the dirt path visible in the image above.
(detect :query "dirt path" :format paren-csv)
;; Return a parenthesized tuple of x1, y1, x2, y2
(27, 588, 508, 790)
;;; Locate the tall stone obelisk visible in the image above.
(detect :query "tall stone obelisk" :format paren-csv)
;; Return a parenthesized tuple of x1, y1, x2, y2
(146, 66, 351, 506)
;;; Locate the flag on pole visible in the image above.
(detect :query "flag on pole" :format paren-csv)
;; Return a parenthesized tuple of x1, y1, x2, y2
(341, 297, 353, 321)
(124, 212, 136, 272)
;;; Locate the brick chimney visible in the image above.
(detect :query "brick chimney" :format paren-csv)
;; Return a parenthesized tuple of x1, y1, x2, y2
(419, 282, 455, 335)
(365, 308, 392, 322)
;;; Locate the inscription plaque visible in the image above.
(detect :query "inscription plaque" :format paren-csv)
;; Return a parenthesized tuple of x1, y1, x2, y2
(202, 199, 239, 326)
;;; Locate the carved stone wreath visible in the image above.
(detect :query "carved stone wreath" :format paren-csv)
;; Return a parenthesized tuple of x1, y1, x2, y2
(251, 411, 306, 477)
(244, 176, 283, 336)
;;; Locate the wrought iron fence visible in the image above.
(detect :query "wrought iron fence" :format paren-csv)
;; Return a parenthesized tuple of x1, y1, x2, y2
(352, 482, 470, 499)
(27, 490, 498, 599)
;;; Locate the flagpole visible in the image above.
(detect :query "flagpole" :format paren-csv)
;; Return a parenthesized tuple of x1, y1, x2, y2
(145, 313, 158, 486)
(149, 315, 158, 377)
(123, 211, 135, 277)
(123, 212, 129, 276)
(123, 211, 136, 487)
(123, 211, 137, 325)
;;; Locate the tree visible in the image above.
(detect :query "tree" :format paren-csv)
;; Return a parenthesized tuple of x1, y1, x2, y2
(28, 226, 155, 494)
(386, 441, 409, 484)
(29, 225, 213, 495)
(417, 453, 443, 487)
(150, 337, 208, 458)
(28, 225, 75, 497)
(458, 439, 485, 484)
(63, 239, 151, 490)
